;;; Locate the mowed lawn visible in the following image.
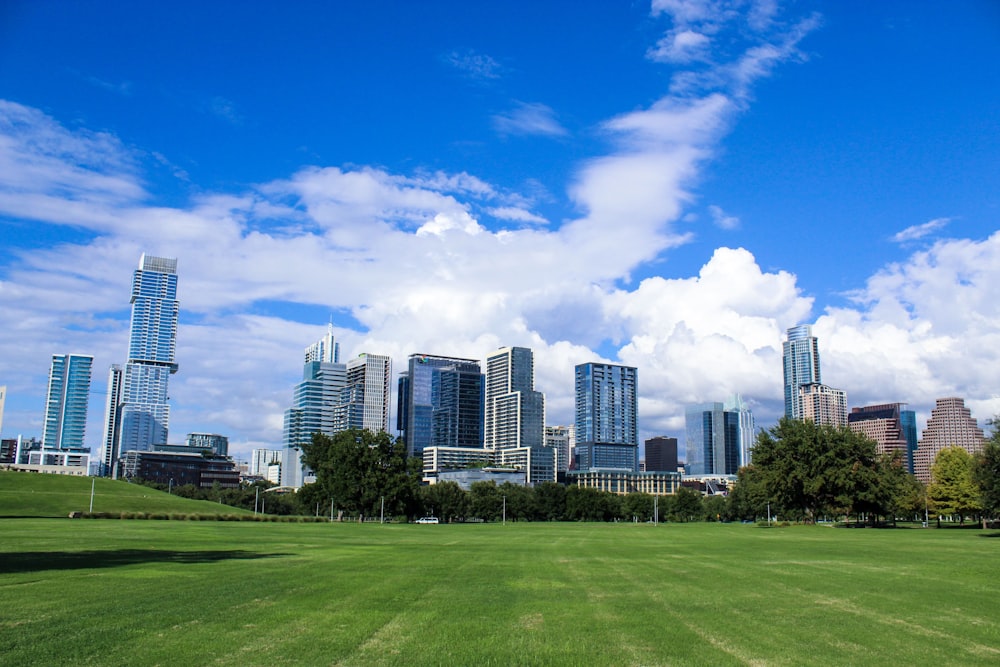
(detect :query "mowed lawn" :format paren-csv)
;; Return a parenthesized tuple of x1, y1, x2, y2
(0, 521, 997, 666)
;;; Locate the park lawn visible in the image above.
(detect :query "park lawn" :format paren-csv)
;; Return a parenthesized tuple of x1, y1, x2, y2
(0, 471, 252, 517)
(0, 520, 997, 666)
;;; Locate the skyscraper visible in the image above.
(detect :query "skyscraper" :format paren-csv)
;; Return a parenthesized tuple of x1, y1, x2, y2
(685, 402, 741, 476)
(799, 382, 848, 427)
(574, 362, 638, 472)
(913, 397, 986, 483)
(100, 364, 124, 476)
(544, 425, 574, 473)
(644, 436, 678, 472)
(783, 324, 821, 420)
(484, 347, 544, 451)
(340, 353, 392, 433)
(847, 403, 916, 469)
(397, 354, 483, 457)
(110, 254, 180, 459)
(41, 353, 93, 450)
(725, 394, 756, 468)
(281, 334, 346, 488)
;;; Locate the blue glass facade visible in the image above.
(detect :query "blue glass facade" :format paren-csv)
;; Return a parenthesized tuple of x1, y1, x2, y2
(685, 403, 741, 476)
(117, 254, 179, 455)
(42, 353, 93, 450)
(574, 362, 638, 472)
(398, 354, 483, 457)
(782, 325, 821, 420)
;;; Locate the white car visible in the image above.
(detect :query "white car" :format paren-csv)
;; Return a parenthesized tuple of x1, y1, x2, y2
(415, 516, 439, 524)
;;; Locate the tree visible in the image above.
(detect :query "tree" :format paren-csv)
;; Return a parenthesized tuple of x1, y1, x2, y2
(420, 481, 468, 523)
(670, 486, 703, 523)
(533, 482, 567, 521)
(301, 429, 420, 520)
(727, 465, 768, 522)
(565, 486, 622, 521)
(929, 446, 982, 524)
(751, 418, 882, 522)
(622, 493, 654, 522)
(469, 481, 503, 521)
(973, 421, 1000, 525)
(702, 494, 727, 522)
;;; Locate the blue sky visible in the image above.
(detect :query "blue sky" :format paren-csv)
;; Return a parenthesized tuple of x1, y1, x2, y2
(1, 1, 998, 460)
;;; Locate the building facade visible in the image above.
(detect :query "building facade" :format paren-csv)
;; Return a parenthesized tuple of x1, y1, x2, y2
(685, 403, 741, 476)
(544, 425, 574, 473)
(184, 432, 229, 456)
(484, 347, 544, 451)
(340, 353, 392, 434)
(644, 436, 678, 472)
(913, 397, 986, 483)
(847, 403, 916, 471)
(281, 356, 347, 488)
(104, 254, 180, 465)
(574, 362, 638, 472)
(799, 382, 848, 427)
(397, 354, 483, 457)
(725, 394, 756, 468)
(783, 324, 821, 421)
(41, 353, 93, 450)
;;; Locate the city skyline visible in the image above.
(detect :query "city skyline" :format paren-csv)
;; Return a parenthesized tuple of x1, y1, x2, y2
(1, 2, 999, 459)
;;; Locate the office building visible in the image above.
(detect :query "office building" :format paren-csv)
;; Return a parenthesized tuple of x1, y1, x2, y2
(544, 425, 574, 473)
(397, 354, 483, 457)
(913, 397, 986, 483)
(568, 469, 682, 496)
(41, 353, 93, 450)
(783, 324, 821, 420)
(119, 450, 239, 488)
(184, 432, 229, 456)
(725, 394, 756, 467)
(250, 448, 283, 476)
(100, 365, 124, 476)
(847, 403, 917, 470)
(644, 436, 678, 472)
(484, 347, 544, 451)
(339, 353, 392, 434)
(574, 362, 638, 472)
(104, 254, 179, 464)
(799, 382, 848, 427)
(685, 402, 741, 476)
(281, 332, 346, 488)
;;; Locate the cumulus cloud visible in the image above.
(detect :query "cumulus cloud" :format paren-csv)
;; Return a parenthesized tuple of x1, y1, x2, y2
(891, 217, 950, 243)
(492, 102, 568, 138)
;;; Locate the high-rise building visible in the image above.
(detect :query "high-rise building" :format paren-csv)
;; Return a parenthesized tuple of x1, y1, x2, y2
(41, 353, 94, 450)
(250, 448, 283, 476)
(544, 425, 574, 473)
(100, 364, 124, 477)
(685, 402, 741, 476)
(644, 436, 678, 472)
(913, 397, 986, 483)
(184, 432, 229, 456)
(281, 345, 347, 488)
(574, 362, 638, 472)
(484, 347, 544, 451)
(799, 382, 848, 427)
(339, 353, 392, 434)
(847, 403, 916, 470)
(397, 354, 483, 457)
(110, 254, 179, 459)
(305, 324, 339, 364)
(783, 324, 821, 421)
(725, 394, 756, 468)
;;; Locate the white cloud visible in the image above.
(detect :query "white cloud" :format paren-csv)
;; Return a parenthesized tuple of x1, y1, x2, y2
(891, 217, 950, 243)
(444, 49, 503, 80)
(708, 204, 739, 229)
(492, 102, 568, 138)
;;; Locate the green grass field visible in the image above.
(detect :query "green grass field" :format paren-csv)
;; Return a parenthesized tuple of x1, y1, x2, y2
(1, 519, 997, 666)
(0, 471, 251, 517)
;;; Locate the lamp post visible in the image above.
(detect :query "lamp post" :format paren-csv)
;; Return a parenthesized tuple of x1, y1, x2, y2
(502, 495, 506, 525)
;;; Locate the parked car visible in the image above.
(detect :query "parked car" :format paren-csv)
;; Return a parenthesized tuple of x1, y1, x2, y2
(415, 516, 439, 524)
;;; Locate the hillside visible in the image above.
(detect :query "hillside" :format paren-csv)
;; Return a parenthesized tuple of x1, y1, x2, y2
(0, 471, 253, 518)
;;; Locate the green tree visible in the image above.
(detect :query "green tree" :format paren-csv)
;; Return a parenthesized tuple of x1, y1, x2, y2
(702, 494, 727, 522)
(929, 446, 982, 523)
(670, 486, 703, 523)
(533, 482, 567, 521)
(622, 492, 654, 522)
(565, 486, 622, 521)
(301, 429, 419, 520)
(752, 418, 882, 522)
(469, 481, 503, 521)
(420, 481, 468, 523)
(499, 482, 537, 521)
(973, 422, 1000, 526)
(727, 465, 768, 522)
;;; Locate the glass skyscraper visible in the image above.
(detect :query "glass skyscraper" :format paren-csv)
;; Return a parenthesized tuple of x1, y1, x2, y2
(103, 254, 179, 474)
(397, 354, 483, 457)
(574, 362, 638, 472)
(685, 402, 741, 476)
(782, 324, 820, 421)
(484, 346, 544, 451)
(282, 358, 346, 488)
(42, 353, 93, 450)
